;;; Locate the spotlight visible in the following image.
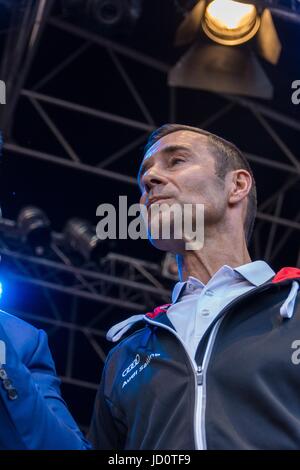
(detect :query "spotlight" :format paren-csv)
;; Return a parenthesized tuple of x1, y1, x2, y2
(162, 253, 179, 281)
(17, 206, 51, 252)
(89, 0, 142, 33)
(89, 0, 125, 26)
(171, 0, 283, 99)
(63, 0, 142, 35)
(64, 218, 108, 262)
(202, 0, 260, 46)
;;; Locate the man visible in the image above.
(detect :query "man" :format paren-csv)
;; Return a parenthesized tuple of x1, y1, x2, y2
(89, 124, 300, 450)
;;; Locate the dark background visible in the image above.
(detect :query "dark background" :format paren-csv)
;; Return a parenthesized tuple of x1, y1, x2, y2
(0, 0, 299, 431)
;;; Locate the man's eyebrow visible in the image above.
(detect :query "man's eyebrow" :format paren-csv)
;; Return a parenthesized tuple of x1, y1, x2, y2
(138, 145, 192, 184)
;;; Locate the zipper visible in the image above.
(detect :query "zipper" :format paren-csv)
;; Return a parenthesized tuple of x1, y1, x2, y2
(196, 366, 203, 385)
(144, 281, 276, 449)
(195, 365, 203, 448)
(199, 317, 224, 449)
(194, 282, 275, 448)
(144, 317, 202, 449)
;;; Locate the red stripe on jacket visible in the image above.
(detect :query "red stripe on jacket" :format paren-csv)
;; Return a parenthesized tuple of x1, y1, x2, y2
(272, 267, 300, 284)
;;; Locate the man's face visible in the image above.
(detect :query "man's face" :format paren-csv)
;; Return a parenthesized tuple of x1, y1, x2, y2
(138, 130, 229, 252)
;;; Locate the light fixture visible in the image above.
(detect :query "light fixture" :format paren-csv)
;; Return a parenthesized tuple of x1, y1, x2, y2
(64, 218, 108, 262)
(202, 0, 260, 46)
(171, 0, 283, 99)
(63, 0, 142, 34)
(17, 206, 51, 252)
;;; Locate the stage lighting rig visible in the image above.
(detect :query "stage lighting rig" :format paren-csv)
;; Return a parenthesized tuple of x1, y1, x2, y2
(17, 206, 51, 253)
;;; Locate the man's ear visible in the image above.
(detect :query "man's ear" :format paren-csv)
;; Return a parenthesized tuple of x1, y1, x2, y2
(228, 170, 252, 205)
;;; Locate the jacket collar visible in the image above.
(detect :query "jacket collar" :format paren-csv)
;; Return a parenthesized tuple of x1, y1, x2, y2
(172, 260, 275, 303)
(146, 265, 300, 324)
(107, 266, 300, 342)
(234, 260, 275, 286)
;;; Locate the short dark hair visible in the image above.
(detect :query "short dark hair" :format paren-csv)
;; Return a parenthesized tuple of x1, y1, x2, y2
(144, 124, 257, 245)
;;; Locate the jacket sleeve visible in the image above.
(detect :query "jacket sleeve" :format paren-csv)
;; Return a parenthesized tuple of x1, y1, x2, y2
(0, 325, 91, 450)
(88, 359, 127, 450)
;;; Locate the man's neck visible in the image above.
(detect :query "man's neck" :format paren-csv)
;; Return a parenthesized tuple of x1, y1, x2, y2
(177, 231, 251, 284)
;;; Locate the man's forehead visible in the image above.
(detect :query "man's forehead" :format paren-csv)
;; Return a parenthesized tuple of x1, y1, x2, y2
(144, 130, 209, 160)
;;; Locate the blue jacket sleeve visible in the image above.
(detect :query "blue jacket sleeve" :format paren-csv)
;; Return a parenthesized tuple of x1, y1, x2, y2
(0, 322, 91, 449)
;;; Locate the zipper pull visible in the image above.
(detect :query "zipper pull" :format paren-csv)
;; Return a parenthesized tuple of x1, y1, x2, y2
(196, 366, 203, 385)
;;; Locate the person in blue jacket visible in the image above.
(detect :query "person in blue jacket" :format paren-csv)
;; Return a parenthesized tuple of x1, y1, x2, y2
(0, 133, 90, 449)
(0, 309, 91, 449)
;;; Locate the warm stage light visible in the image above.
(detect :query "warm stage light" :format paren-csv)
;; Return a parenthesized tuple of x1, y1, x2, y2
(170, 0, 282, 98)
(202, 0, 260, 46)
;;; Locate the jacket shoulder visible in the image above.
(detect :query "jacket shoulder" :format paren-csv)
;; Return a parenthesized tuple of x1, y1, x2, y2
(0, 309, 45, 364)
(107, 323, 149, 361)
(0, 309, 39, 336)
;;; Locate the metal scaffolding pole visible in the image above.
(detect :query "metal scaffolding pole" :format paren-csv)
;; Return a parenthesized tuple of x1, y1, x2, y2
(21, 89, 155, 132)
(3, 142, 137, 184)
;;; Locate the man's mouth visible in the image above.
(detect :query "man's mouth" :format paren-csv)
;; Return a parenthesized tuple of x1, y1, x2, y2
(146, 197, 172, 209)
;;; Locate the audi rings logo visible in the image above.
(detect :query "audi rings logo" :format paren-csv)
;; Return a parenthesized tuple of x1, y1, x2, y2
(122, 354, 140, 377)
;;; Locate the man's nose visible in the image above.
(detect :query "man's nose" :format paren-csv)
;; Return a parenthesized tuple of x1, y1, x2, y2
(142, 168, 165, 193)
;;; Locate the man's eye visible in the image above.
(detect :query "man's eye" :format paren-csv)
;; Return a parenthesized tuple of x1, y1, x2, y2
(170, 157, 185, 165)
